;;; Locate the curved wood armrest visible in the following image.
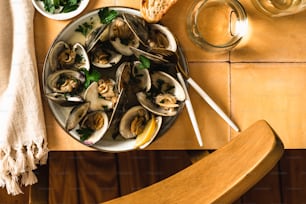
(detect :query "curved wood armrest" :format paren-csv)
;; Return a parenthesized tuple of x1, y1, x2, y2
(102, 120, 284, 204)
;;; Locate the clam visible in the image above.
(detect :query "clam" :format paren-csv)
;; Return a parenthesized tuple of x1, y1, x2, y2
(90, 43, 122, 68)
(116, 61, 151, 93)
(65, 102, 90, 131)
(122, 13, 149, 46)
(132, 61, 151, 92)
(84, 81, 116, 111)
(79, 110, 109, 145)
(151, 71, 185, 101)
(109, 17, 140, 56)
(45, 92, 84, 106)
(71, 43, 91, 71)
(136, 71, 185, 116)
(119, 106, 161, 140)
(97, 78, 119, 105)
(119, 106, 150, 139)
(147, 24, 177, 52)
(46, 69, 85, 94)
(49, 41, 90, 71)
(116, 62, 132, 92)
(85, 24, 109, 52)
(49, 41, 70, 71)
(121, 14, 177, 53)
(129, 23, 178, 64)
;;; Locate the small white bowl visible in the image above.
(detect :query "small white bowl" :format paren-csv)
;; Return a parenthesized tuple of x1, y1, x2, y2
(32, 0, 90, 20)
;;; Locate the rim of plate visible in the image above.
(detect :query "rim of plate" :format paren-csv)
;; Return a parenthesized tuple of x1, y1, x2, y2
(32, 0, 90, 20)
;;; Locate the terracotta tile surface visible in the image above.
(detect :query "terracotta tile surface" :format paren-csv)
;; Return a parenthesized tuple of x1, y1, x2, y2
(231, 63, 306, 148)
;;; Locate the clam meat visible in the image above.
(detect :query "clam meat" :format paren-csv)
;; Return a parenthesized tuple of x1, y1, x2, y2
(119, 106, 150, 139)
(47, 69, 85, 94)
(97, 79, 119, 105)
(136, 71, 186, 116)
(79, 110, 109, 145)
(84, 81, 117, 111)
(147, 24, 177, 52)
(49, 41, 90, 71)
(90, 43, 122, 68)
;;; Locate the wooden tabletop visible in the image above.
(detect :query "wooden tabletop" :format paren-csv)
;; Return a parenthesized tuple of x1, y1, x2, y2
(34, 0, 306, 151)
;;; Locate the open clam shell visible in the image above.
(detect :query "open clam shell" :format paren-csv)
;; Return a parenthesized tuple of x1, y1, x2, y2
(46, 69, 85, 94)
(116, 61, 151, 93)
(49, 41, 90, 71)
(65, 102, 90, 131)
(72, 43, 90, 71)
(80, 110, 109, 145)
(48, 41, 70, 71)
(109, 17, 140, 56)
(151, 71, 186, 101)
(85, 24, 109, 52)
(148, 24, 177, 52)
(133, 61, 151, 92)
(116, 62, 132, 92)
(136, 71, 186, 117)
(90, 44, 122, 68)
(119, 106, 162, 143)
(119, 106, 149, 139)
(84, 81, 115, 111)
(122, 13, 149, 46)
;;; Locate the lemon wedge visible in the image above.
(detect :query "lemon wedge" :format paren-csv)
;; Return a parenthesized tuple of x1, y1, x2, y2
(135, 116, 157, 148)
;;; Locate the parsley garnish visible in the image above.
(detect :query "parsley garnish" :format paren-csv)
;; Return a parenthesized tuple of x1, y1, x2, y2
(39, 0, 81, 14)
(75, 22, 93, 36)
(76, 127, 94, 141)
(98, 8, 119, 24)
(81, 68, 101, 88)
(138, 55, 151, 69)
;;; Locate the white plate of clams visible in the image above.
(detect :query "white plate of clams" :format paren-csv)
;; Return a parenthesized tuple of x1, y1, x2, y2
(42, 7, 189, 152)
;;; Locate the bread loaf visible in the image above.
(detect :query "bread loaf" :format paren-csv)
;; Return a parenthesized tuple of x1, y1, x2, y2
(140, 0, 177, 23)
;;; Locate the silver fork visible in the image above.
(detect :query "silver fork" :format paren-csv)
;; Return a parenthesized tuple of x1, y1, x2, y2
(176, 55, 240, 132)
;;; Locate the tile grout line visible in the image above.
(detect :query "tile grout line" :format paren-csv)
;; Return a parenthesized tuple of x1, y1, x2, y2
(229, 52, 232, 142)
(228, 61, 232, 142)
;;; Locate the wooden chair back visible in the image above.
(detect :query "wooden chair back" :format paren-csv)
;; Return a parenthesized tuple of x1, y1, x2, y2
(102, 120, 284, 204)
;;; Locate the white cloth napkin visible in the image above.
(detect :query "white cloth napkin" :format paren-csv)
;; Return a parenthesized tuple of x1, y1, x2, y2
(0, 0, 48, 195)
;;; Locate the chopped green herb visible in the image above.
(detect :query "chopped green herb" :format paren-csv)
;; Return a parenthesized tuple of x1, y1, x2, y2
(41, 0, 56, 13)
(138, 55, 151, 69)
(62, 4, 79, 13)
(81, 68, 101, 88)
(75, 22, 93, 36)
(76, 127, 94, 141)
(39, 0, 81, 14)
(98, 8, 118, 24)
